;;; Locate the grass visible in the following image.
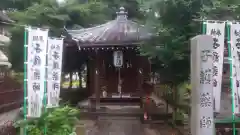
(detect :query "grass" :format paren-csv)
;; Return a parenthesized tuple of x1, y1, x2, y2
(62, 81, 86, 88)
(11, 72, 24, 84)
(10, 72, 87, 89)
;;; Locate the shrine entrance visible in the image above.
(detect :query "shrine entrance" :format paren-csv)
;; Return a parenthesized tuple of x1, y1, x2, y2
(101, 50, 139, 94)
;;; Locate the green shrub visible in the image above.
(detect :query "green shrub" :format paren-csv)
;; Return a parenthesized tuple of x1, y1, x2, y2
(14, 105, 79, 135)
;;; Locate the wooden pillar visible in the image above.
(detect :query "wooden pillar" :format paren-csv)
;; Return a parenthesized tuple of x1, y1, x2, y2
(86, 58, 91, 94)
(94, 50, 100, 110)
(94, 68, 99, 110)
(138, 68, 144, 110)
(138, 68, 143, 96)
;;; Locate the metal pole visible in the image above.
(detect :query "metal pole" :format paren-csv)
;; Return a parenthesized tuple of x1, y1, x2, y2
(202, 20, 206, 34)
(23, 27, 27, 135)
(227, 22, 236, 135)
(44, 37, 47, 135)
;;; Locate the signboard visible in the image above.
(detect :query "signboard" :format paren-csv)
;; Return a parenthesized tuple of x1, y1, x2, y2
(27, 27, 48, 117)
(46, 37, 64, 108)
(190, 35, 215, 135)
(205, 21, 225, 112)
(113, 51, 123, 67)
(230, 22, 240, 113)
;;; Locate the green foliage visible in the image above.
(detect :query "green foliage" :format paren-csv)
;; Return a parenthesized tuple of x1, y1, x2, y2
(11, 72, 24, 83)
(139, 0, 240, 86)
(139, 0, 201, 85)
(8, 26, 24, 71)
(161, 82, 191, 114)
(15, 106, 80, 135)
(0, 0, 42, 11)
(201, 0, 240, 20)
(101, 0, 144, 20)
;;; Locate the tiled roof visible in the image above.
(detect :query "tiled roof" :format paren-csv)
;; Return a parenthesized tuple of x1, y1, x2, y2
(66, 7, 152, 45)
(0, 50, 11, 67)
(0, 35, 10, 44)
(0, 11, 13, 23)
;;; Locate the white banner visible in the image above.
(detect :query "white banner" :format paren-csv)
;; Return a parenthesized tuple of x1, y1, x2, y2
(230, 22, 240, 114)
(206, 21, 225, 112)
(46, 37, 64, 108)
(27, 27, 48, 117)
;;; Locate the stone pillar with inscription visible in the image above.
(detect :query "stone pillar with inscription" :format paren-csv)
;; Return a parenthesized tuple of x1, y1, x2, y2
(190, 35, 215, 135)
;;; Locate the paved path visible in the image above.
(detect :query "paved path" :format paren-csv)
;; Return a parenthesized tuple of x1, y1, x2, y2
(77, 117, 145, 135)
(0, 108, 20, 126)
(76, 117, 178, 135)
(76, 95, 176, 135)
(95, 116, 144, 135)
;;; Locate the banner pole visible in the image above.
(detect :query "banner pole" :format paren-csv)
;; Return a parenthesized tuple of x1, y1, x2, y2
(227, 22, 236, 135)
(44, 40, 48, 135)
(202, 21, 206, 34)
(23, 27, 28, 135)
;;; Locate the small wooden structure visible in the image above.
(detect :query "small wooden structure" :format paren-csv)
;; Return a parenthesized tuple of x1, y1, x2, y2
(64, 7, 155, 109)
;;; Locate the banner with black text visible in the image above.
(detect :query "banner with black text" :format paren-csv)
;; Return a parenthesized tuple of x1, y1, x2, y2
(205, 21, 225, 112)
(27, 27, 48, 117)
(46, 37, 64, 108)
(229, 22, 240, 114)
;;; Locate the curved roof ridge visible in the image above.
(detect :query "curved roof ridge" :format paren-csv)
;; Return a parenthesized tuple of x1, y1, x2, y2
(66, 7, 153, 45)
(0, 11, 13, 23)
(67, 20, 116, 33)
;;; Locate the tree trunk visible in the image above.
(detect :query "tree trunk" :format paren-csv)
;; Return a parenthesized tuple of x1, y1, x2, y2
(68, 72, 73, 89)
(61, 72, 65, 88)
(171, 84, 178, 123)
(78, 71, 82, 88)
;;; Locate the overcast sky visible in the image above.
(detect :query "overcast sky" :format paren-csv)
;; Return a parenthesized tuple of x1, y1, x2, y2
(56, 0, 65, 4)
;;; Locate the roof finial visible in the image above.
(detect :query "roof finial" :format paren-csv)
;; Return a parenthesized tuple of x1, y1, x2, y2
(119, 7, 125, 12)
(116, 7, 127, 20)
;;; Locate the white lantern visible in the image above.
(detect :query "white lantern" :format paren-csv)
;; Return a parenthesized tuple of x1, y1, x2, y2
(113, 51, 123, 67)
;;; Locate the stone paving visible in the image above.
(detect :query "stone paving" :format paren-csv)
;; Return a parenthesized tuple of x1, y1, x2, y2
(76, 94, 176, 135)
(0, 108, 20, 126)
(76, 117, 178, 135)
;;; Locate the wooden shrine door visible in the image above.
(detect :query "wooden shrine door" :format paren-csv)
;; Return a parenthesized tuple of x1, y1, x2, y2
(120, 62, 138, 94)
(120, 52, 138, 94)
(104, 51, 138, 94)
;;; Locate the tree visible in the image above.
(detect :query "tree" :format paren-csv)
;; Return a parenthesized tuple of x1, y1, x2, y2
(7, 0, 109, 71)
(201, 0, 240, 20)
(100, 0, 144, 20)
(138, 0, 240, 124)
(139, 0, 240, 85)
(0, 0, 42, 11)
(140, 0, 202, 85)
